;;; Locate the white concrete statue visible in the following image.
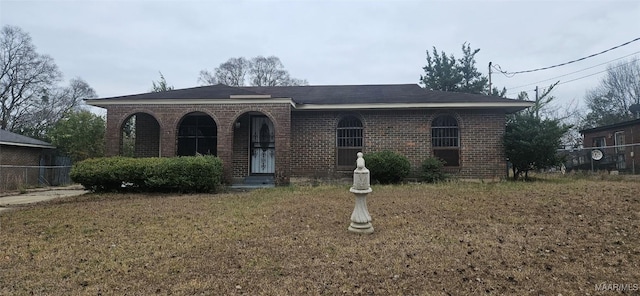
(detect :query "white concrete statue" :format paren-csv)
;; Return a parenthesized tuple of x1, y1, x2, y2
(348, 152, 373, 234)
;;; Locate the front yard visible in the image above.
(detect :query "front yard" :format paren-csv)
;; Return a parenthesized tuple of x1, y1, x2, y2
(1, 178, 639, 295)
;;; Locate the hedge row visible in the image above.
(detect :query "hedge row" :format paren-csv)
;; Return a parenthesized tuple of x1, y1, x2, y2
(363, 150, 448, 184)
(70, 156, 223, 193)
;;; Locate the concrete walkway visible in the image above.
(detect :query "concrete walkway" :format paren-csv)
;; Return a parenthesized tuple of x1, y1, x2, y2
(0, 185, 88, 214)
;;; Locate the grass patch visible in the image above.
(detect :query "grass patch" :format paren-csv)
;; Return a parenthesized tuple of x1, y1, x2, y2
(1, 180, 639, 294)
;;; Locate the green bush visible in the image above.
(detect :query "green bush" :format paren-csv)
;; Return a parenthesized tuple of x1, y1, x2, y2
(145, 156, 223, 192)
(364, 150, 411, 184)
(420, 157, 448, 183)
(70, 157, 144, 192)
(71, 156, 223, 193)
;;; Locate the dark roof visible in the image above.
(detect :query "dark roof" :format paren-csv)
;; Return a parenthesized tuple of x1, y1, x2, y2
(99, 84, 264, 100)
(580, 118, 640, 134)
(0, 129, 54, 148)
(242, 84, 520, 104)
(91, 83, 522, 104)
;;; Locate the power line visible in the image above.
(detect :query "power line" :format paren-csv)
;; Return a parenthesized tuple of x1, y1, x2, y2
(505, 58, 638, 97)
(507, 51, 640, 91)
(494, 36, 640, 76)
(556, 61, 631, 86)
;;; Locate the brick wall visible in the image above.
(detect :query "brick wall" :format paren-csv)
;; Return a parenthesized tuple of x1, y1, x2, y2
(0, 145, 44, 191)
(291, 109, 507, 180)
(458, 111, 507, 179)
(104, 103, 291, 184)
(583, 122, 640, 172)
(135, 113, 160, 157)
(103, 104, 507, 183)
(232, 114, 250, 180)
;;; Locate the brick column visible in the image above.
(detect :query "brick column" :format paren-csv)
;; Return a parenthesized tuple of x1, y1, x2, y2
(104, 107, 121, 156)
(274, 105, 291, 185)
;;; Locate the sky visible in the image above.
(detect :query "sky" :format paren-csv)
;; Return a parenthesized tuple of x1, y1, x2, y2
(1, 0, 639, 114)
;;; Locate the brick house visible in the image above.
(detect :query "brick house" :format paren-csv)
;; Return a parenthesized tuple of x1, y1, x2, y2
(579, 118, 640, 173)
(86, 84, 532, 185)
(0, 129, 55, 191)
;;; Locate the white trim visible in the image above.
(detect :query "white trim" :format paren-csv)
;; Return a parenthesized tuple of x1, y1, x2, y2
(86, 98, 533, 111)
(86, 98, 295, 107)
(293, 102, 535, 110)
(230, 94, 272, 99)
(0, 141, 55, 149)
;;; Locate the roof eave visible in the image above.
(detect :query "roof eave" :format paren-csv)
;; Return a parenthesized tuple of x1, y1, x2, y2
(579, 118, 640, 134)
(85, 98, 296, 107)
(292, 102, 535, 112)
(0, 141, 55, 149)
(85, 98, 533, 113)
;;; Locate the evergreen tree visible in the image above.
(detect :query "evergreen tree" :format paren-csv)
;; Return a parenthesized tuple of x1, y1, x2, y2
(420, 42, 492, 95)
(504, 114, 570, 180)
(457, 42, 488, 94)
(151, 72, 174, 92)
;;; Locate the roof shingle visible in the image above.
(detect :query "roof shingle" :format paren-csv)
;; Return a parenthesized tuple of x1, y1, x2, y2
(0, 129, 54, 148)
(92, 83, 522, 104)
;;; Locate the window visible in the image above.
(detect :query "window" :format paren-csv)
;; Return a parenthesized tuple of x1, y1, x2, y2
(592, 137, 606, 148)
(614, 131, 625, 153)
(336, 116, 363, 167)
(432, 115, 459, 166)
(177, 114, 217, 156)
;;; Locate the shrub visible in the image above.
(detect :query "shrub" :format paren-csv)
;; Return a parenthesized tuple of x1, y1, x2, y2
(420, 157, 448, 183)
(364, 150, 411, 184)
(145, 156, 223, 192)
(70, 157, 144, 192)
(71, 156, 223, 193)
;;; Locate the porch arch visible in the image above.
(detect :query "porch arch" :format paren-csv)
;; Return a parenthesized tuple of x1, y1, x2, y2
(119, 112, 161, 157)
(176, 112, 218, 156)
(230, 111, 276, 181)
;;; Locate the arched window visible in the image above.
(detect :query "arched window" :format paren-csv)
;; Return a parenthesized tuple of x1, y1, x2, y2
(336, 116, 363, 168)
(431, 115, 459, 166)
(177, 113, 217, 156)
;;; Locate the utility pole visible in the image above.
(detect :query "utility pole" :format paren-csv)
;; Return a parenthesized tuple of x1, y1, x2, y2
(488, 62, 492, 94)
(535, 86, 539, 118)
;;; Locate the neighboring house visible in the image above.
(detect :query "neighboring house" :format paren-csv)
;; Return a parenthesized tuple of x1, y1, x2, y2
(86, 84, 533, 185)
(579, 118, 640, 173)
(0, 129, 55, 191)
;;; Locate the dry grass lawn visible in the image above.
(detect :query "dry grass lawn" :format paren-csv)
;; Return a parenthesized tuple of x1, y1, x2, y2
(1, 178, 639, 295)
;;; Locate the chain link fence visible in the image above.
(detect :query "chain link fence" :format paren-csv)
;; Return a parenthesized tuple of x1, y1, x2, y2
(0, 165, 72, 192)
(558, 142, 640, 174)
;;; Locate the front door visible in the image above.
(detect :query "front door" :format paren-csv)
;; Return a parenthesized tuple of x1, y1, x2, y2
(250, 116, 275, 174)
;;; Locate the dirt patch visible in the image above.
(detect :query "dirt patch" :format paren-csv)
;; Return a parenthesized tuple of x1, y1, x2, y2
(1, 179, 639, 294)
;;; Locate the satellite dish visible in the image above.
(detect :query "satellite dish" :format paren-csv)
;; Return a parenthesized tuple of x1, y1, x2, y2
(591, 149, 603, 161)
(630, 103, 640, 114)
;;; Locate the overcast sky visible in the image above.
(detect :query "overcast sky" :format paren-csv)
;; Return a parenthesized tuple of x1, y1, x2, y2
(2, 0, 639, 112)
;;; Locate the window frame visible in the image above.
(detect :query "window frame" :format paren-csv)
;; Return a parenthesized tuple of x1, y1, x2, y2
(177, 114, 218, 156)
(336, 115, 364, 169)
(614, 131, 625, 153)
(592, 136, 606, 148)
(431, 115, 460, 167)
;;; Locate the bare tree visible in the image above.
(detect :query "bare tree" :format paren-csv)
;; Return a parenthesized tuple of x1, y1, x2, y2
(249, 56, 290, 86)
(514, 81, 581, 148)
(0, 25, 62, 131)
(215, 57, 249, 86)
(197, 69, 217, 85)
(15, 78, 96, 139)
(516, 81, 559, 120)
(199, 55, 307, 87)
(583, 58, 640, 128)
